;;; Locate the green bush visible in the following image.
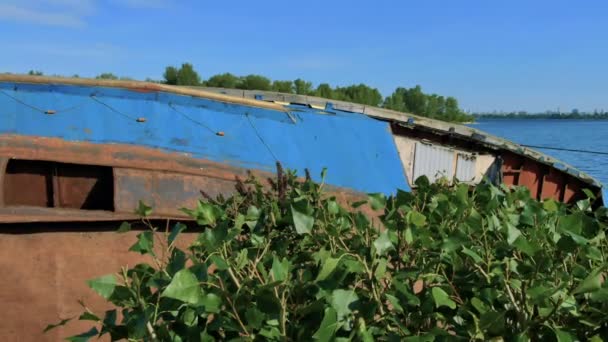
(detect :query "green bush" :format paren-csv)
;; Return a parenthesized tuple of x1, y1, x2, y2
(48, 169, 608, 341)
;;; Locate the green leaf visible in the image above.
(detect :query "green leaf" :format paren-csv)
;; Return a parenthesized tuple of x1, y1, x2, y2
(234, 249, 249, 270)
(196, 224, 228, 252)
(194, 201, 220, 226)
(573, 268, 605, 294)
(117, 221, 131, 233)
(135, 200, 152, 217)
(507, 224, 522, 245)
(479, 311, 505, 335)
(408, 211, 427, 227)
(168, 222, 187, 245)
(331, 289, 359, 321)
(78, 312, 99, 322)
(87, 274, 116, 299)
(470, 297, 488, 314)
(553, 328, 576, 342)
(271, 256, 290, 282)
(373, 230, 394, 256)
(317, 257, 341, 281)
(374, 258, 388, 280)
(291, 205, 314, 234)
(245, 307, 265, 329)
(43, 317, 73, 333)
(583, 188, 597, 200)
(327, 200, 340, 215)
(161, 269, 204, 305)
(200, 293, 222, 313)
(245, 205, 260, 228)
(129, 231, 155, 255)
(462, 247, 483, 263)
(356, 317, 374, 342)
(313, 307, 339, 342)
(404, 227, 414, 244)
(431, 287, 456, 309)
(386, 294, 404, 313)
(513, 236, 540, 256)
(66, 327, 99, 342)
(209, 255, 229, 271)
(368, 193, 386, 210)
(543, 199, 559, 212)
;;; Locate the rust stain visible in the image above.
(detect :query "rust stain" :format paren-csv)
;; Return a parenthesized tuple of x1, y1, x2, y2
(127, 84, 163, 93)
(0, 229, 198, 341)
(0, 135, 368, 223)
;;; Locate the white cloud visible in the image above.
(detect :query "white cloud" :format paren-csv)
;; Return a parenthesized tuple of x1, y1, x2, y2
(116, 0, 169, 9)
(6, 41, 128, 59)
(0, 0, 167, 27)
(0, 0, 96, 27)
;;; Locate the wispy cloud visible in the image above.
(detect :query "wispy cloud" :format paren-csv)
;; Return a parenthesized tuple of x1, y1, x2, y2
(0, 0, 95, 27)
(0, 0, 169, 27)
(117, 0, 169, 9)
(5, 41, 128, 59)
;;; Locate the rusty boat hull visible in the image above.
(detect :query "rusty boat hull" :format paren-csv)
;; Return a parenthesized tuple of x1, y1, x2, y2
(0, 75, 604, 340)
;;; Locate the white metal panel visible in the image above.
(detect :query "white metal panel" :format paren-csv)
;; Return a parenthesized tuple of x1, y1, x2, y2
(455, 153, 477, 183)
(413, 142, 454, 183)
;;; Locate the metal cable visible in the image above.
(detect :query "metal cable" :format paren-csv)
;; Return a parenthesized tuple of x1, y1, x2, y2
(89, 95, 138, 121)
(246, 114, 279, 162)
(0, 89, 95, 114)
(168, 103, 216, 134)
(0, 89, 46, 113)
(522, 144, 608, 156)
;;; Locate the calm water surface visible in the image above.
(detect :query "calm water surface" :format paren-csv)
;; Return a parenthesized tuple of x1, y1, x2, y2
(469, 119, 608, 186)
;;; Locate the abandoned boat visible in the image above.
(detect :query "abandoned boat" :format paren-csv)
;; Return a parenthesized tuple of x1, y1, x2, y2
(0, 75, 602, 223)
(0, 75, 603, 340)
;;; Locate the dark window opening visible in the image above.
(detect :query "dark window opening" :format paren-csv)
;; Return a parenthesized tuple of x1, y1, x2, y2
(4, 160, 114, 211)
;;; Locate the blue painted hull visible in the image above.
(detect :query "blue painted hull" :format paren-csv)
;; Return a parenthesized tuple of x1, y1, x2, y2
(0, 81, 410, 195)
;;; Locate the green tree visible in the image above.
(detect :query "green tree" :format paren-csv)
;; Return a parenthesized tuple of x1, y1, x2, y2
(315, 83, 334, 99)
(335, 84, 383, 106)
(444, 96, 461, 121)
(95, 73, 118, 80)
(404, 85, 427, 115)
(28, 70, 43, 76)
(271, 80, 294, 93)
(384, 88, 408, 112)
(163, 66, 178, 85)
(176, 63, 201, 86)
(294, 78, 313, 95)
(206, 73, 240, 88)
(237, 74, 272, 90)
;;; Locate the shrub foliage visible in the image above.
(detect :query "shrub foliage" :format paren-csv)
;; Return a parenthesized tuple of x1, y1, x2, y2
(49, 169, 608, 341)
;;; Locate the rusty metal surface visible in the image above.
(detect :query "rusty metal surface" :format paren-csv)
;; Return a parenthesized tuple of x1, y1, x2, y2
(500, 151, 596, 204)
(113, 168, 237, 216)
(55, 163, 114, 210)
(4, 159, 53, 207)
(0, 135, 367, 223)
(0, 229, 200, 341)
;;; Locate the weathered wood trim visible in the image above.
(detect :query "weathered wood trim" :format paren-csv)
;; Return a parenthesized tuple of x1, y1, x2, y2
(0, 74, 287, 113)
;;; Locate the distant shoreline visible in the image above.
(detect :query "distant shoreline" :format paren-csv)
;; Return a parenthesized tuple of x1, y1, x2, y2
(473, 115, 608, 120)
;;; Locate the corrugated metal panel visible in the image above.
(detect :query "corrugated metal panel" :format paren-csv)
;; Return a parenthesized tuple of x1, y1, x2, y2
(413, 142, 454, 183)
(455, 153, 477, 183)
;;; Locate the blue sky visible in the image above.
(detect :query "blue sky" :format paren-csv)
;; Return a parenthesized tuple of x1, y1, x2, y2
(1, 0, 606, 112)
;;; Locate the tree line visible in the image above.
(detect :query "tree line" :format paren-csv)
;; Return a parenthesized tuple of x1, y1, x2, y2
(23, 64, 473, 123)
(474, 109, 608, 120)
(162, 63, 473, 123)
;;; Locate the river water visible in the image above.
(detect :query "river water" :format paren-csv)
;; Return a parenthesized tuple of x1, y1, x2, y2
(469, 119, 608, 187)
